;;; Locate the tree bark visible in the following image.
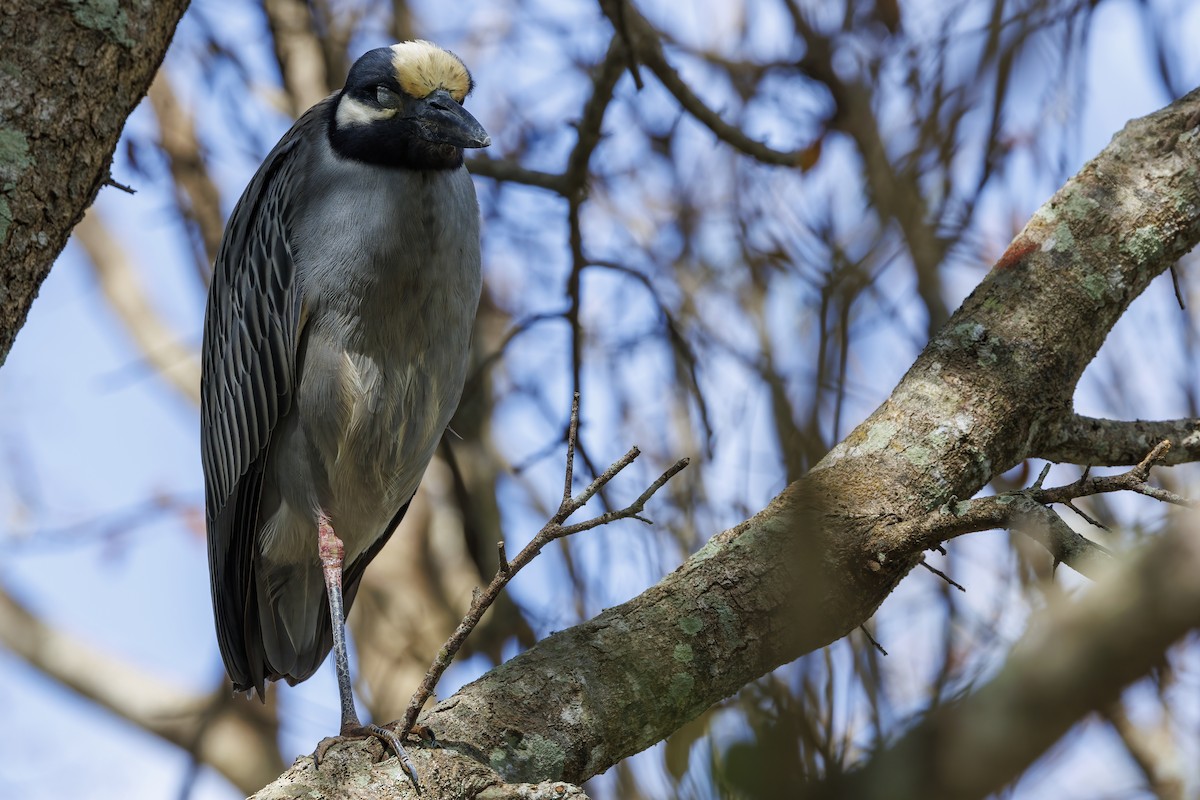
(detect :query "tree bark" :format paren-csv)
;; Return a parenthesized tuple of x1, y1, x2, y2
(249, 88, 1200, 797)
(0, 0, 190, 365)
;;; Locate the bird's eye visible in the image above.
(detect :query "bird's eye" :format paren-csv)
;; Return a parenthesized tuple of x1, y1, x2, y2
(375, 85, 400, 107)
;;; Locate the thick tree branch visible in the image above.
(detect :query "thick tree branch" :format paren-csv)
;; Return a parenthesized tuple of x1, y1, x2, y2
(0, 0, 189, 366)
(250, 743, 588, 800)
(1034, 413, 1200, 466)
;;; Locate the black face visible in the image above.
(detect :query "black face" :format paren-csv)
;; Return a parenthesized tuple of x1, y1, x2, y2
(328, 47, 489, 171)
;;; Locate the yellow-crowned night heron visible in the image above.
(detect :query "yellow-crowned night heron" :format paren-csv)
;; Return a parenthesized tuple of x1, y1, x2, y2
(200, 40, 488, 769)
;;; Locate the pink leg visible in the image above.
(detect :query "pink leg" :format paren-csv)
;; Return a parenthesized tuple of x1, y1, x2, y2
(317, 515, 360, 732)
(314, 513, 417, 784)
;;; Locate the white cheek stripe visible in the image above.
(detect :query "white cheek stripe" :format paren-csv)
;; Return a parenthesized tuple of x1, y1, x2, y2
(335, 96, 395, 128)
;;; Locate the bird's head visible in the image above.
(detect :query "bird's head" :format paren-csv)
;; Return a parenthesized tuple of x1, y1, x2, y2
(330, 41, 490, 169)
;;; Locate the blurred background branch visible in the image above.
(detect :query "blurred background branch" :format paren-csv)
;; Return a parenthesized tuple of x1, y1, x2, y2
(0, 583, 282, 794)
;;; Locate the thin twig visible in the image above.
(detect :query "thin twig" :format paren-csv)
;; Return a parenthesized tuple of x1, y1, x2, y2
(1032, 462, 1052, 490)
(1063, 499, 1109, 531)
(919, 559, 966, 592)
(601, 0, 809, 167)
(859, 625, 888, 656)
(1169, 263, 1186, 310)
(560, 457, 688, 536)
(103, 175, 137, 195)
(883, 441, 1187, 577)
(467, 156, 569, 194)
(610, 0, 645, 89)
(562, 38, 628, 435)
(561, 393, 580, 508)
(1037, 441, 1192, 508)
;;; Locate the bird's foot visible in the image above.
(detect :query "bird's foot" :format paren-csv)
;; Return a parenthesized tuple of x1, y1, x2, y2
(313, 723, 420, 786)
(410, 722, 438, 748)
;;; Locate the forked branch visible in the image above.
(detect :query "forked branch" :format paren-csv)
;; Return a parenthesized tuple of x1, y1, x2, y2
(880, 441, 1190, 578)
(396, 394, 689, 737)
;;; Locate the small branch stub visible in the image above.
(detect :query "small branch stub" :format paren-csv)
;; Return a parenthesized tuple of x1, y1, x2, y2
(497, 541, 509, 574)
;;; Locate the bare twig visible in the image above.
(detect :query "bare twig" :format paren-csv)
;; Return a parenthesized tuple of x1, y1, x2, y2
(1036, 441, 1193, 509)
(883, 441, 1188, 578)
(785, 2, 951, 333)
(563, 37, 629, 422)
(587, 259, 712, 444)
(1169, 264, 1186, 310)
(561, 392, 580, 506)
(918, 559, 965, 592)
(103, 175, 136, 194)
(1063, 499, 1109, 531)
(1031, 462, 1052, 490)
(609, 0, 644, 89)
(396, 398, 689, 737)
(859, 625, 888, 657)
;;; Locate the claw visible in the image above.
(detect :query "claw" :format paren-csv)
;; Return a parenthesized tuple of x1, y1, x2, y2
(410, 722, 439, 748)
(313, 724, 419, 786)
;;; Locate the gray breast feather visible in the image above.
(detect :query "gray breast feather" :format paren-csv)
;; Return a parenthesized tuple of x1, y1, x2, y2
(271, 154, 481, 562)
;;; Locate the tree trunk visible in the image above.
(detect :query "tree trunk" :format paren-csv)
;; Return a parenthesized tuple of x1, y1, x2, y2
(0, 0, 190, 365)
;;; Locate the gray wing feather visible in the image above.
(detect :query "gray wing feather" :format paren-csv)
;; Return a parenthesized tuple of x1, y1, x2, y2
(201, 99, 330, 690)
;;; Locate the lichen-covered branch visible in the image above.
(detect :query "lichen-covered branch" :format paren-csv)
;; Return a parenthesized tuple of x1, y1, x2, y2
(1034, 413, 1200, 466)
(876, 440, 1192, 577)
(0, 0, 190, 366)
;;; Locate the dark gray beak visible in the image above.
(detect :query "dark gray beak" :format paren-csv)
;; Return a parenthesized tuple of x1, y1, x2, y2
(413, 89, 490, 149)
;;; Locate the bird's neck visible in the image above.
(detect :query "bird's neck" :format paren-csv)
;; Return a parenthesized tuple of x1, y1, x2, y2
(325, 99, 465, 170)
